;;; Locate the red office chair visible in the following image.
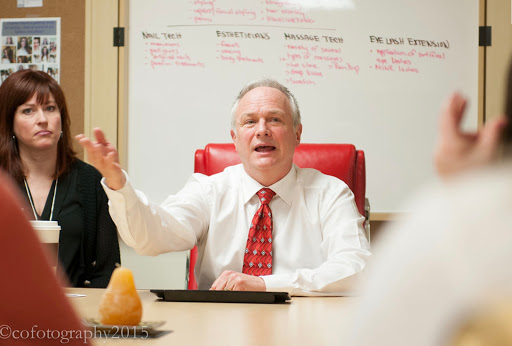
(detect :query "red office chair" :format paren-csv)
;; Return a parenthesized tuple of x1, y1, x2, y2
(187, 143, 370, 290)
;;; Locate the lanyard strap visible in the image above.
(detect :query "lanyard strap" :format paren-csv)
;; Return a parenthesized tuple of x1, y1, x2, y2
(24, 178, 58, 221)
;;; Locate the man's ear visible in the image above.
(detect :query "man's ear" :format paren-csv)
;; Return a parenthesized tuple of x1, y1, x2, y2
(230, 129, 237, 150)
(295, 124, 302, 146)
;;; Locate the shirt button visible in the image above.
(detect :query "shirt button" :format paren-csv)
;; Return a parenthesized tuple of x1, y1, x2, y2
(91, 260, 96, 267)
(84, 280, 91, 286)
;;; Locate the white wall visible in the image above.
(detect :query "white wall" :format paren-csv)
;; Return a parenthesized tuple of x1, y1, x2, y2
(119, 237, 189, 289)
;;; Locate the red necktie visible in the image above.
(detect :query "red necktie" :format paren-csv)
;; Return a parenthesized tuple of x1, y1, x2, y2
(243, 188, 276, 276)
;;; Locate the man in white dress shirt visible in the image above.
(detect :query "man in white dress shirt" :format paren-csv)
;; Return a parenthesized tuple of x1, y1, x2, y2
(77, 79, 371, 296)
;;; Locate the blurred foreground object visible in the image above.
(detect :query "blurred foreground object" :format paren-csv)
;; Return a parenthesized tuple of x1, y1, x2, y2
(351, 164, 512, 346)
(0, 170, 89, 344)
(450, 299, 512, 346)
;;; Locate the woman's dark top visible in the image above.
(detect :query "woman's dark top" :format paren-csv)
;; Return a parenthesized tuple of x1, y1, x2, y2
(19, 159, 120, 288)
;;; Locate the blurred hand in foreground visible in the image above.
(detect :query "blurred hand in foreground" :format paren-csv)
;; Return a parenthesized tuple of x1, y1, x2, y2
(434, 92, 508, 179)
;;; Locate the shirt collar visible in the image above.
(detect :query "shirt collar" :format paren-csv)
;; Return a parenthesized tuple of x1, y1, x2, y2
(240, 164, 297, 207)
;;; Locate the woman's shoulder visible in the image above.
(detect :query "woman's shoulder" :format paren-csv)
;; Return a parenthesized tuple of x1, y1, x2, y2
(74, 159, 102, 180)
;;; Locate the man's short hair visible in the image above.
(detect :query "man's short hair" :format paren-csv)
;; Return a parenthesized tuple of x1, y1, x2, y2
(231, 78, 301, 131)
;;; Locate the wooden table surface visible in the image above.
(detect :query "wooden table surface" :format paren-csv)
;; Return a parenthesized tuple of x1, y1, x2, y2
(66, 288, 359, 345)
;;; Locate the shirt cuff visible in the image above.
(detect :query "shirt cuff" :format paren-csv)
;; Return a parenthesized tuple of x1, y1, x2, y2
(100, 170, 140, 209)
(100, 169, 128, 191)
(261, 273, 296, 294)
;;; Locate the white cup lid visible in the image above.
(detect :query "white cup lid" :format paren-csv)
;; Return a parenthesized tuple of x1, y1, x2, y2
(30, 220, 61, 231)
(30, 220, 59, 226)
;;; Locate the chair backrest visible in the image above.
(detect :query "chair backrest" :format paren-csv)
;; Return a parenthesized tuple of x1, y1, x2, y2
(194, 143, 366, 215)
(188, 143, 367, 290)
(0, 171, 89, 345)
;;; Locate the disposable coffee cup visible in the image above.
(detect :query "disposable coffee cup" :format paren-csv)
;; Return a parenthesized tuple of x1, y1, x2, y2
(30, 220, 60, 269)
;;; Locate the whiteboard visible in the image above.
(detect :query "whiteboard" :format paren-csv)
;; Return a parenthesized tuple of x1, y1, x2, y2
(126, 0, 479, 213)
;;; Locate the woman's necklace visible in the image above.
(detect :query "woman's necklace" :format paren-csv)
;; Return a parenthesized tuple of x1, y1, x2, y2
(24, 178, 58, 221)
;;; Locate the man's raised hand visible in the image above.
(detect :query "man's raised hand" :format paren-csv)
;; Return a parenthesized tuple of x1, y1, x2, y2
(75, 128, 126, 190)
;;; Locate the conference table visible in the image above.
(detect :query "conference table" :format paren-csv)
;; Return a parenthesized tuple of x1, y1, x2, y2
(66, 288, 360, 345)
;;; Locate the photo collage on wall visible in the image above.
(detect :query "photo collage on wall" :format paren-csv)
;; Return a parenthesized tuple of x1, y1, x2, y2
(0, 18, 61, 85)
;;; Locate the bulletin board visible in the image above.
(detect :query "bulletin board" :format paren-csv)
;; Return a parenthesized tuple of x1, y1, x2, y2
(1, 0, 85, 147)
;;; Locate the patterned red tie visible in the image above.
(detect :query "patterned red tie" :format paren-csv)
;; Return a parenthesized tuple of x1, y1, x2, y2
(243, 188, 276, 276)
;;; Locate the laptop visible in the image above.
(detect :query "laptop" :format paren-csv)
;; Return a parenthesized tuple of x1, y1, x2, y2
(150, 289, 291, 304)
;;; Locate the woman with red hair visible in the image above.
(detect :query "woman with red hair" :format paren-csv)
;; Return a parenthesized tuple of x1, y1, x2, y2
(0, 70, 120, 288)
